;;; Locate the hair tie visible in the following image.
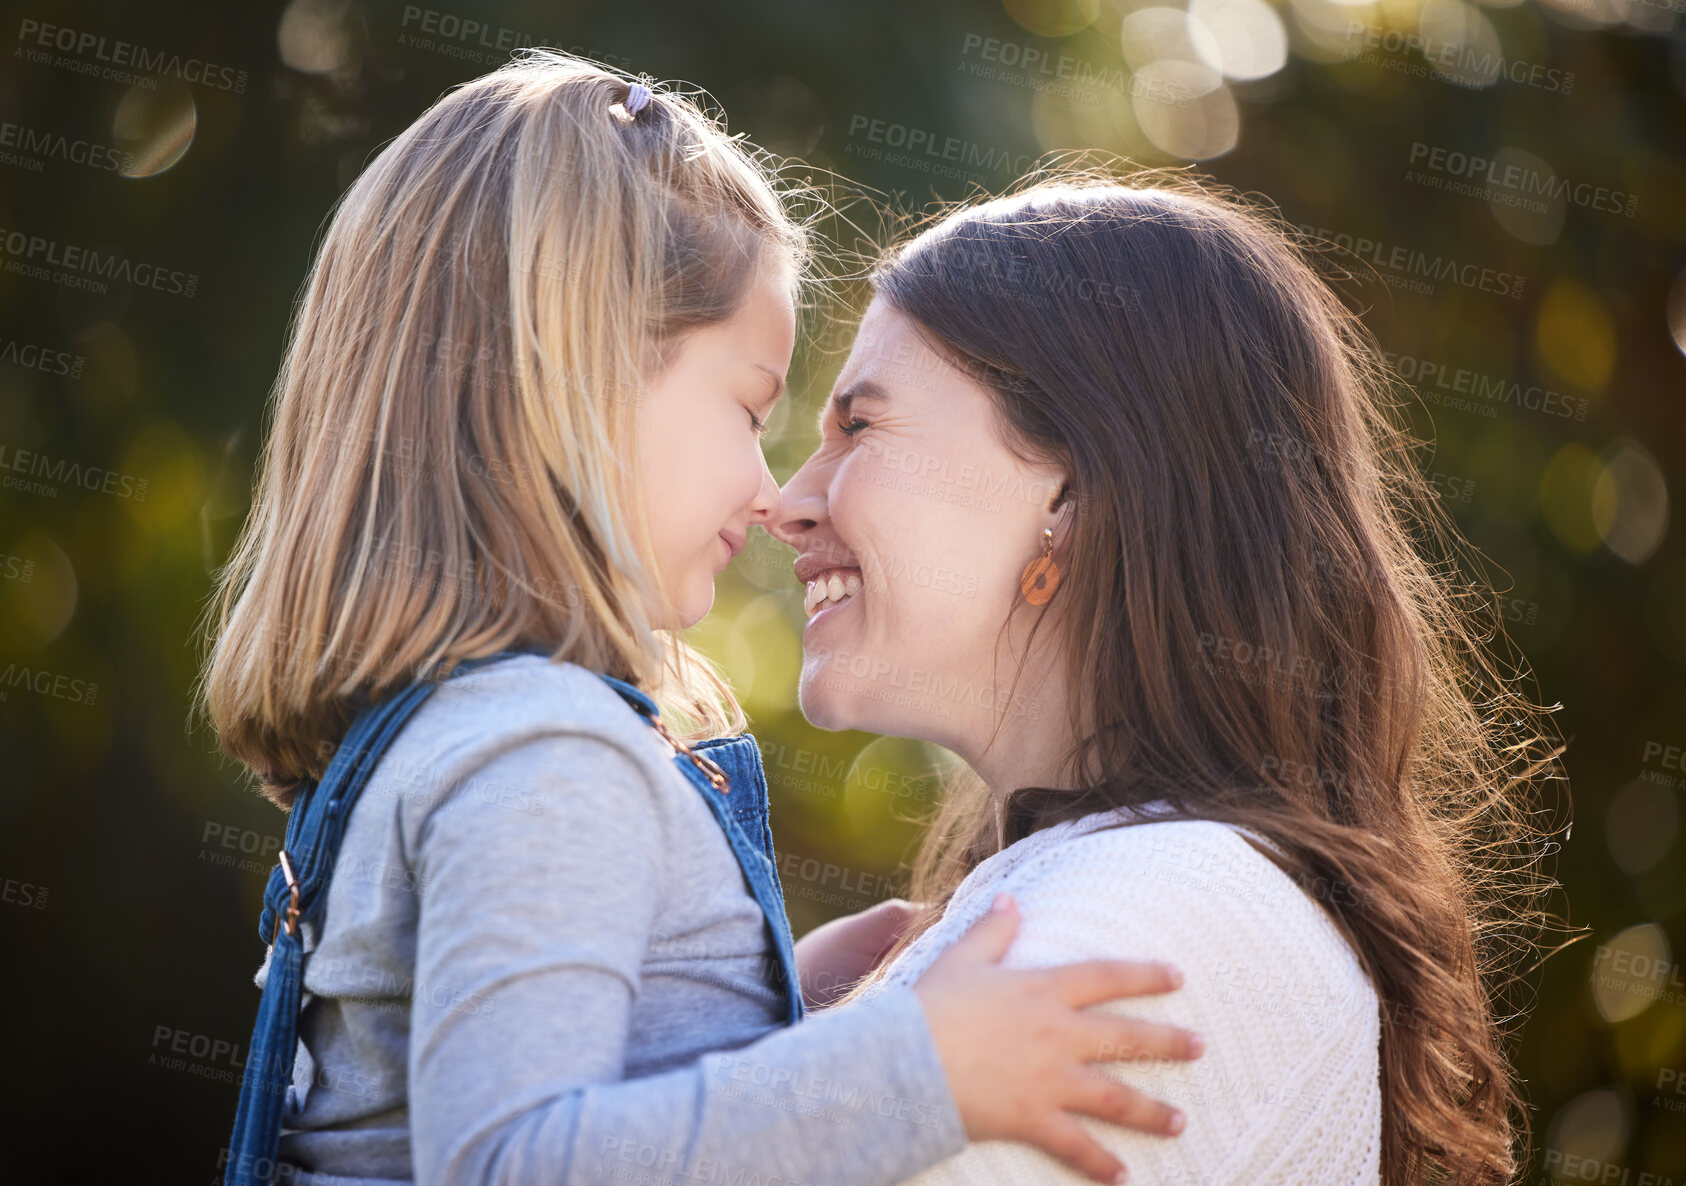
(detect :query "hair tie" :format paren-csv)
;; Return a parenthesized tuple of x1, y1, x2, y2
(623, 83, 652, 117)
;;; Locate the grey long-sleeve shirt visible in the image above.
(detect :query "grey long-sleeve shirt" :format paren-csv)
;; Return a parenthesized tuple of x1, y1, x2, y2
(253, 652, 966, 1186)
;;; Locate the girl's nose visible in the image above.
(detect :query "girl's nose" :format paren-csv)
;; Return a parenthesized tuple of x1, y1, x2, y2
(747, 456, 782, 525)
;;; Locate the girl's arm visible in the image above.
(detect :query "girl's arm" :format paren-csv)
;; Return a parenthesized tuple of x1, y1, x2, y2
(408, 730, 960, 1186)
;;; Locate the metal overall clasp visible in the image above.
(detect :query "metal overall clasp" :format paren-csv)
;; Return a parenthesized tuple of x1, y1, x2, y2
(270, 849, 302, 944)
(647, 714, 730, 793)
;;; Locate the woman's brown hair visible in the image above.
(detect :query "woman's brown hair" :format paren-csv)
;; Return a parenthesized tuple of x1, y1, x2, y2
(842, 167, 1568, 1186)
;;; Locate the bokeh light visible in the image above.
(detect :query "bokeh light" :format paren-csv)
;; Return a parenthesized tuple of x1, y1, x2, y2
(1544, 1088, 1634, 1172)
(1591, 924, 1674, 1025)
(1593, 439, 1670, 566)
(1189, 0, 1290, 79)
(113, 83, 196, 179)
(1605, 778, 1679, 877)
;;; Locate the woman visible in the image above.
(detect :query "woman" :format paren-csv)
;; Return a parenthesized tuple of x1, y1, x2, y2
(771, 174, 1564, 1185)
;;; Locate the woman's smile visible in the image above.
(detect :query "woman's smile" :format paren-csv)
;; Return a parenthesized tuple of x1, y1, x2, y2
(793, 551, 865, 632)
(803, 570, 863, 634)
(803, 567, 863, 617)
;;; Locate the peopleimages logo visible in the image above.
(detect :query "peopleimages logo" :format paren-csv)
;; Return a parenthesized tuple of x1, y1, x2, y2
(0, 333, 83, 378)
(0, 120, 135, 175)
(1294, 223, 1526, 300)
(845, 115, 1037, 179)
(0, 227, 199, 298)
(0, 443, 149, 500)
(1382, 351, 1589, 421)
(1341, 22, 1574, 94)
(0, 664, 100, 705)
(14, 18, 248, 93)
(1407, 142, 1637, 218)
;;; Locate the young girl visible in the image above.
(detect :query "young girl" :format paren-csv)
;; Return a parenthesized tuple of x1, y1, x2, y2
(198, 53, 1202, 1186)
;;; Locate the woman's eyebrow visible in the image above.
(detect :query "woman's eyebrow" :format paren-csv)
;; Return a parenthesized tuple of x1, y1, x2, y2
(821, 379, 891, 427)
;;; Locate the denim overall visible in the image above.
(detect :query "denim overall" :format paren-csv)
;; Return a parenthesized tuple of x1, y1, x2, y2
(224, 648, 804, 1186)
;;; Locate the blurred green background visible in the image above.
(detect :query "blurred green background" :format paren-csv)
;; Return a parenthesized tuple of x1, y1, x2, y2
(1, 0, 1683, 1176)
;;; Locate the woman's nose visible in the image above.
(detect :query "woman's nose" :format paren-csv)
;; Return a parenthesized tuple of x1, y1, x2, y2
(768, 459, 824, 550)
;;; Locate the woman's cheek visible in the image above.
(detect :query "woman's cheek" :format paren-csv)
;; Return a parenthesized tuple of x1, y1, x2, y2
(832, 452, 891, 523)
(834, 456, 913, 608)
(824, 465, 878, 574)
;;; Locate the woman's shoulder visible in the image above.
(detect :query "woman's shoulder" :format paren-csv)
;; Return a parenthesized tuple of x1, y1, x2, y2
(1004, 811, 1321, 909)
(992, 811, 1376, 1001)
(1021, 813, 1291, 896)
(957, 810, 1283, 906)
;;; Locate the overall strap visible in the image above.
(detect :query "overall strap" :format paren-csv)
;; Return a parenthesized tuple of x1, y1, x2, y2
(596, 673, 731, 795)
(226, 648, 525, 1186)
(683, 736, 806, 1022)
(596, 676, 805, 1023)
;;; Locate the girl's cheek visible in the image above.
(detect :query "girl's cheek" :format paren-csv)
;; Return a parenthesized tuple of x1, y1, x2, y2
(739, 442, 768, 503)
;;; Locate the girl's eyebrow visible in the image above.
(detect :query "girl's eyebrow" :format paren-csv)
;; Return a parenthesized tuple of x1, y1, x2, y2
(752, 363, 786, 400)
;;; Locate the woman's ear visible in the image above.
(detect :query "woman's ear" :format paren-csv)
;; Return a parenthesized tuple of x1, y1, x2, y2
(1047, 478, 1075, 549)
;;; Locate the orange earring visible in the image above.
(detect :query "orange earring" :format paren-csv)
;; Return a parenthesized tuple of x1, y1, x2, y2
(1019, 528, 1060, 606)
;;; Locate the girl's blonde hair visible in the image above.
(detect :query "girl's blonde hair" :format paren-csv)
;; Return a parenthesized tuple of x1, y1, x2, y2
(197, 49, 808, 808)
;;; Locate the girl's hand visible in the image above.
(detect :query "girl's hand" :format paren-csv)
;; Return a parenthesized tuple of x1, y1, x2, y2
(912, 892, 1203, 1185)
(794, 897, 923, 1010)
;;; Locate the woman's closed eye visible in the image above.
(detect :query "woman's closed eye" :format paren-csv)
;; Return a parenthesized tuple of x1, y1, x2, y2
(836, 414, 869, 438)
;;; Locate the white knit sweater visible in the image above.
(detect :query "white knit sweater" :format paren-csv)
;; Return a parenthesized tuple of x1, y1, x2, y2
(856, 808, 1382, 1185)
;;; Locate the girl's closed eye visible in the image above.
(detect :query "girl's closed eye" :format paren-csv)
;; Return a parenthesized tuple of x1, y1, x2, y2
(749, 408, 770, 438)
